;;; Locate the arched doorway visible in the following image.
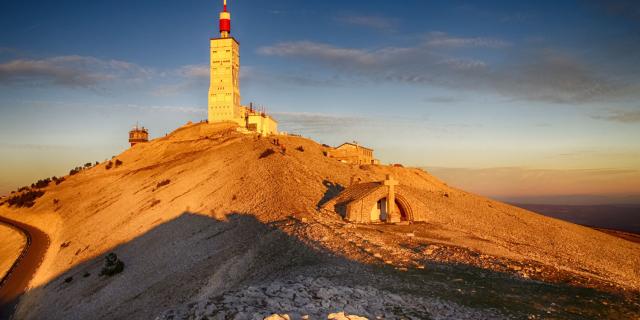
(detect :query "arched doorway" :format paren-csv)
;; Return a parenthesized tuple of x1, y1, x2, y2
(370, 197, 409, 222)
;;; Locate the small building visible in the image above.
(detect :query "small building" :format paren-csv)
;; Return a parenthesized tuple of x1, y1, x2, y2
(327, 142, 376, 165)
(129, 124, 149, 147)
(241, 104, 278, 136)
(322, 175, 430, 223)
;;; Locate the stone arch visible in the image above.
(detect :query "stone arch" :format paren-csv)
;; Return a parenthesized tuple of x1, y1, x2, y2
(394, 193, 414, 221)
(369, 192, 414, 222)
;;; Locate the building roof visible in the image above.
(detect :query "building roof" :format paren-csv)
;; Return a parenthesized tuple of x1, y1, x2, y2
(335, 142, 373, 151)
(332, 182, 384, 207)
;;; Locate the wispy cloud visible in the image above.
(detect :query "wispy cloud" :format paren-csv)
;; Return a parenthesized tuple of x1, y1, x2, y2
(178, 64, 209, 79)
(424, 96, 462, 104)
(258, 37, 635, 104)
(336, 14, 397, 31)
(591, 109, 640, 123)
(258, 41, 378, 66)
(273, 112, 370, 136)
(0, 55, 151, 88)
(425, 32, 511, 48)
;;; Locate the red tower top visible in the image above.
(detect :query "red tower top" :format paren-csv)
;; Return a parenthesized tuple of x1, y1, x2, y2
(219, 0, 231, 37)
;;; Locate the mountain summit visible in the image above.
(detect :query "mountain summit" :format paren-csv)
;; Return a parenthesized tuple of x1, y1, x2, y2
(1, 122, 638, 319)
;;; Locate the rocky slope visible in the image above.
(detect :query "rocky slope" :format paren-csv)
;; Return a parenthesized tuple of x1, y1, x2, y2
(0, 122, 638, 319)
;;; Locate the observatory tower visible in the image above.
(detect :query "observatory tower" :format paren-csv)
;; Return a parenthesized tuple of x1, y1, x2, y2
(208, 0, 242, 125)
(206, 0, 278, 136)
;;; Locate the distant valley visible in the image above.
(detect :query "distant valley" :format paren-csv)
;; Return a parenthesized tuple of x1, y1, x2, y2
(513, 204, 640, 235)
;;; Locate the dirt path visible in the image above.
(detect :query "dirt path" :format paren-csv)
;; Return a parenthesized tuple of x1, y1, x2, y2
(0, 215, 50, 320)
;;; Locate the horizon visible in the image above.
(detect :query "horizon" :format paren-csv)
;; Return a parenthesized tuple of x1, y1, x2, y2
(1, 0, 639, 204)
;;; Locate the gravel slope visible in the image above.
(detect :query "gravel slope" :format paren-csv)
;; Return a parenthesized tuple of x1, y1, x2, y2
(0, 122, 637, 319)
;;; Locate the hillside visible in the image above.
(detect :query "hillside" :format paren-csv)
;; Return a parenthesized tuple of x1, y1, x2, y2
(1, 122, 638, 319)
(0, 224, 26, 280)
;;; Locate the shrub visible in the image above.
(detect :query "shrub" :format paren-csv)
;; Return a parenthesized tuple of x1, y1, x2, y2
(296, 146, 304, 152)
(100, 253, 124, 276)
(115, 159, 123, 167)
(84, 162, 92, 168)
(53, 176, 65, 185)
(259, 148, 276, 159)
(156, 179, 171, 188)
(34, 178, 51, 189)
(105, 161, 113, 170)
(7, 190, 45, 208)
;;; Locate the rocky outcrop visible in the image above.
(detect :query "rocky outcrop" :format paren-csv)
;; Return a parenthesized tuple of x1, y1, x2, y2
(156, 276, 506, 320)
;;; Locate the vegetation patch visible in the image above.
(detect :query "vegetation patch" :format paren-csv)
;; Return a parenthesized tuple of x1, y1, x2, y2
(100, 253, 124, 276)
(32, 178, 51, 189)
(69, 166, 83, 175)
(7, 189, 45, 208)
(296, 146, 305, 152)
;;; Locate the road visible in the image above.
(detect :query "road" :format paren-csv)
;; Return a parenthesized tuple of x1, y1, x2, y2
(0, 215, 50, 320)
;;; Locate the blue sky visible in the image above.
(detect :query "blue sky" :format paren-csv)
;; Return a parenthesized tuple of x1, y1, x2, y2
(1, 0, 639, 203)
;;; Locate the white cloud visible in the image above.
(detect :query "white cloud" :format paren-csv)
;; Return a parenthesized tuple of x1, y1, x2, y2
(591, 109, 640, 123)
(425, 32, 511, 48)
(258, 37, 635, 104)
(0, 55, 151, 88)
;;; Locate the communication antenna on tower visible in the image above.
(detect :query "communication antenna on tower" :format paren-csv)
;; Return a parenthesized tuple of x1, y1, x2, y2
(219, 0, 231, 38)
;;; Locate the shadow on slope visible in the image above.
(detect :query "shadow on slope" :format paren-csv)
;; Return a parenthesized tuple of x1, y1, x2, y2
(317, 180, 345, 209)
(10, 212, 640, 319)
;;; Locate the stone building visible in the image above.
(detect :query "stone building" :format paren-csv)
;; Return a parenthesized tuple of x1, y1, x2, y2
(128, 124, 149, 147)
(207, 0, 278, 136)
(322, 175, 430, 223)
(327, 142, 377, 165)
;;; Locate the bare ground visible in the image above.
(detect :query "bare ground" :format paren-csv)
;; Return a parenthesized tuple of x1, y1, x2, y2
(0, 122, 638, 319)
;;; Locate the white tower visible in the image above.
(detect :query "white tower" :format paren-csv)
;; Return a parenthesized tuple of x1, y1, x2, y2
(208, 0, 242, 125)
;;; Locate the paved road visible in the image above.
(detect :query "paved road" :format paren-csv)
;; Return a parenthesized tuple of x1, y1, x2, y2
(0, 216, 50, 320)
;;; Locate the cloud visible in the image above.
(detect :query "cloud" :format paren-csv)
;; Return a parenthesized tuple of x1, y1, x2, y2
(0, 55, 150, 88)
(336, 14, 397, 31)
(258, 37, 636, 104)
(272, 112, 370, 136)
(258, 41, 378, 66)
(591, 109, 640, 123)
(588, 0, 640, 21)
(425, 32, 511, 48)
(424, 96, 462, 103)
(178, 64, 209, 79)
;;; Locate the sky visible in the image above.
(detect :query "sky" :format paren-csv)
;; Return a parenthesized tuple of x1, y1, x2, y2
(1, 0, 639, 204)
